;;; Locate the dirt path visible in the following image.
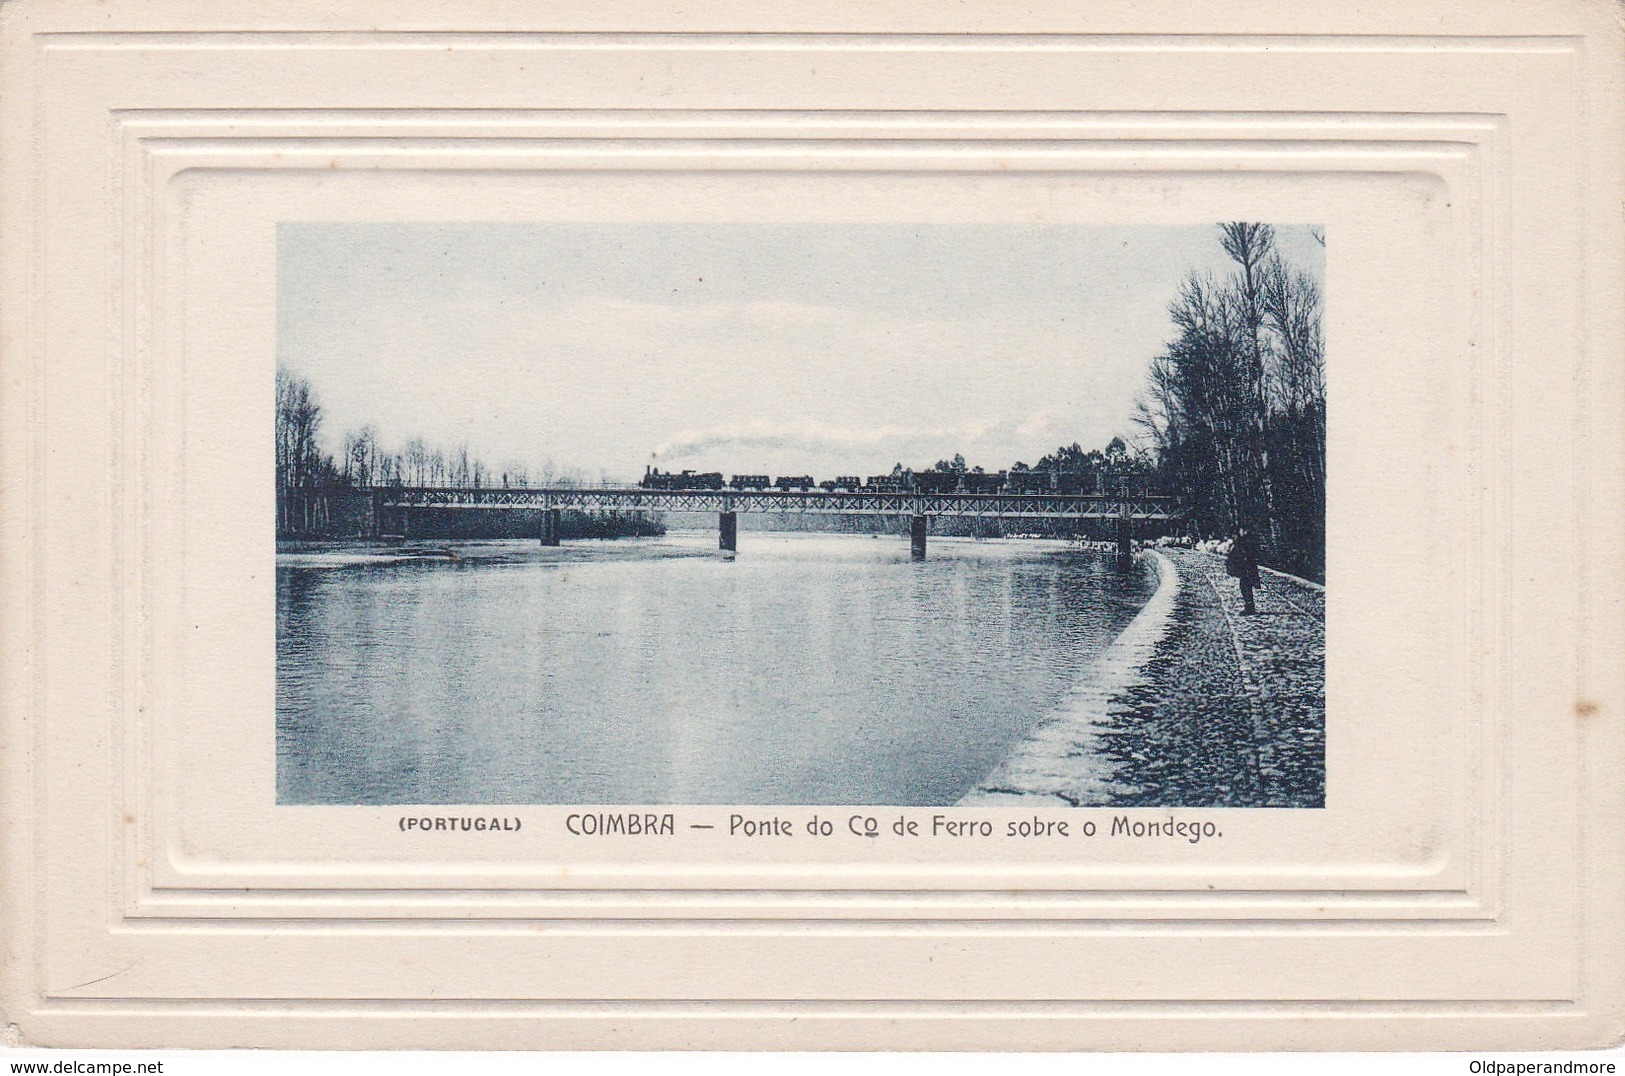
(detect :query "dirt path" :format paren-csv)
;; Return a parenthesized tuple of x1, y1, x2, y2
(1114, 550, 1325, 807)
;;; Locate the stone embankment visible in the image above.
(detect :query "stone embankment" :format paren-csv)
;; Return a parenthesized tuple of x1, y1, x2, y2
(964, 549, 1325, 808)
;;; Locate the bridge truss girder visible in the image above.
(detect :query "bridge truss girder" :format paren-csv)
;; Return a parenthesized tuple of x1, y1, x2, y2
(375, 486, 1179, 522)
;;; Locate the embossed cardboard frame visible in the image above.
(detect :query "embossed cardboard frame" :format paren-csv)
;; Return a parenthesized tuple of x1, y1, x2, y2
(1, 0, 1621, 1051)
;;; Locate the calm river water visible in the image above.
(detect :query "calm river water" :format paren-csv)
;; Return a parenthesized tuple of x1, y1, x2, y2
(276, 532, 1156, 805)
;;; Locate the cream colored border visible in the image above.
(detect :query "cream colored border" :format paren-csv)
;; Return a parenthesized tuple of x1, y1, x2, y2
(2, 0, 1621, 1051)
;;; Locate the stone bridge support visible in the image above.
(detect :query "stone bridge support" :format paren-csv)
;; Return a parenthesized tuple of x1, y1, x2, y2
(910, 514, 928, 559)
(540, 507, 561, 547)
(719, 510, 738, 553)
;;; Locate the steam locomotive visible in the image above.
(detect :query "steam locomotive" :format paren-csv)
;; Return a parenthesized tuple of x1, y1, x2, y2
(639, 468, 725, 490)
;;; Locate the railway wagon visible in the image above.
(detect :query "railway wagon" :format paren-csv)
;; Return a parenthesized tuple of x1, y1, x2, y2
(1003, 469, 1099, 495)
(643, 465, 1143, 497)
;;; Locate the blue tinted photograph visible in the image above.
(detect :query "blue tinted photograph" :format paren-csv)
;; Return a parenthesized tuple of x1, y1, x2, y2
(275, 222, 1326, 807)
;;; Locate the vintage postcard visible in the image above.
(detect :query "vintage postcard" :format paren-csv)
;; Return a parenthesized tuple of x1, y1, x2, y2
(2, 0, 1621, 1054)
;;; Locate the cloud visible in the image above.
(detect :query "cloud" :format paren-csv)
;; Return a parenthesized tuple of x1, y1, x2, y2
(288, 251, 1159, 478)
(654, 417, 1008, 464)
(1017, 408, 1069, 441)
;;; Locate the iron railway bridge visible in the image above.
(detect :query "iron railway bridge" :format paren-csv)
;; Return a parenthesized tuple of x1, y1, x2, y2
(371, 485, 1179, 560)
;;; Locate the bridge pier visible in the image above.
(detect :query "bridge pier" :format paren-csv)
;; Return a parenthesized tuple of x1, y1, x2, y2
(910, 515, 928, 559)
(719, 511, 737, 553)
(1115, 515, 1133, 569)
(540, 507, 561, 547)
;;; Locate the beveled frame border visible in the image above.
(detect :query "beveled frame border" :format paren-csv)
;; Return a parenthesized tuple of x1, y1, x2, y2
(127, 113, 1487, 916)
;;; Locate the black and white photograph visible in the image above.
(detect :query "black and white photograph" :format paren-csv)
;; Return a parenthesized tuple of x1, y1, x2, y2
(275, 221, 1326, 808)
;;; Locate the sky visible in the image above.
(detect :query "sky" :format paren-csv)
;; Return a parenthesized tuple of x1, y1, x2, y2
(277, 222, 1323, 483)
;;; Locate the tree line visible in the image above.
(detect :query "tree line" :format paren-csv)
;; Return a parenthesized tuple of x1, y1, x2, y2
(898, 225, 1324, 576)
(275, 367, 345, 536)
(899, 436, 1152, 488)
(1132, 223, 1325, 580)
(275, 366, 658, 541)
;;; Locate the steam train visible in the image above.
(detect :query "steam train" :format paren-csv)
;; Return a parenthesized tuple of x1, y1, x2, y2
(640, 466, 1126, 496)
(639, 468, 726, 490)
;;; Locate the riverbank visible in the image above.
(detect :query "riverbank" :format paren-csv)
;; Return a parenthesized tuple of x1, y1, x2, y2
(964, 548, 1325, 808)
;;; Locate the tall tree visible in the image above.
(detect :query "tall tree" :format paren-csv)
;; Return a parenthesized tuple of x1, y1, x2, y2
(276, 366, 335, 534)
(1132, 224, 1325, 577)
(1217, 222, 1281, 549)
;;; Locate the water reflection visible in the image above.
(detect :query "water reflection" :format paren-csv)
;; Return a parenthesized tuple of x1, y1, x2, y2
(277, 533, 1154, 805)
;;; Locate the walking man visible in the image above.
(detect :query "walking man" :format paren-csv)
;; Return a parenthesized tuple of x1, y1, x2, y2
(1226, 524, 1263, 615)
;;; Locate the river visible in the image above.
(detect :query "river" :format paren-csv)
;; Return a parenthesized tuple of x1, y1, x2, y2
(276, 531, 1158, 805)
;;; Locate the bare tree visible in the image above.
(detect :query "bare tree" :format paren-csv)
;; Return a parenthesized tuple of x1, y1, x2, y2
(1217, 222, 1281, 548)
(276, 366, 333, 534)
(1261, 255, 1325, 417)
(341, 424, 382, 488)
(1135, 225, 1326, 576)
